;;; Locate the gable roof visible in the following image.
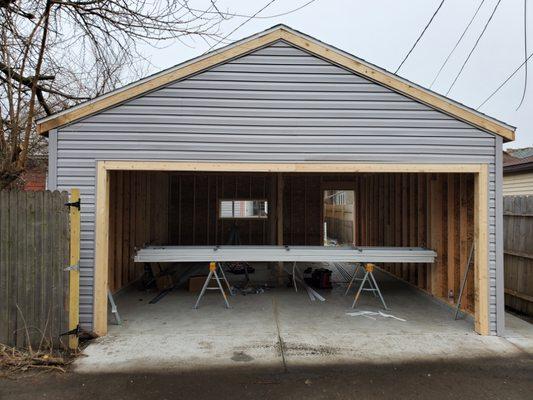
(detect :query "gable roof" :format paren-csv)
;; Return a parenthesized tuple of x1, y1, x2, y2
(36, 24, 515, 141)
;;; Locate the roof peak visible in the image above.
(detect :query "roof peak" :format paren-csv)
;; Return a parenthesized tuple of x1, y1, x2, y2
(36, 25, 515, 141)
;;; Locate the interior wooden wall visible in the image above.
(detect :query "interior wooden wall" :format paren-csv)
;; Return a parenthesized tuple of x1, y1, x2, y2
(167, 173, 274, 245)
(354, 173, 476, 313)
(107, 171, 169, 293)
(282, 175, 323, 245)
(107, 170, 476, 313)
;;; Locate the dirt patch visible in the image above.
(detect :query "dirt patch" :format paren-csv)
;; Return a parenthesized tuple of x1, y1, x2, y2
(230, 351, 254, 362)
(283, 343, 340, 357)
(198, 341, 213, 350)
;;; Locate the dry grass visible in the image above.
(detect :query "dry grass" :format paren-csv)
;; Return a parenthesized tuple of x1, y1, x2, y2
(0, 343, 76, 377)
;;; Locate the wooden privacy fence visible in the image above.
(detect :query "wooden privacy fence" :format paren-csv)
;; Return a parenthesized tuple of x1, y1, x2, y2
(504, 196, 533, 317)
(324, 203, 354, 244)
(0, 189, 80, 349)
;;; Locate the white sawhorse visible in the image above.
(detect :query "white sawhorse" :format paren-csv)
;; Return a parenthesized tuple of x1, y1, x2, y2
(348, 263, 388, 310)
(194, 262, 232, 309)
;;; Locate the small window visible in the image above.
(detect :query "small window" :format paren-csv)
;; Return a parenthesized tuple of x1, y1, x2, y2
(219, 200, 268, 219)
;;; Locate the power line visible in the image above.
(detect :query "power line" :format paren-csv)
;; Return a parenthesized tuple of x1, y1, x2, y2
(395, 0, 446, 74)
(192, 0, 318, 20)
(445, 0, 502, 96)
(516, 0, 528, 110)
(429, 0, 486, 89)
(477, 50, 533, 109)
(204, 0, 277, 54)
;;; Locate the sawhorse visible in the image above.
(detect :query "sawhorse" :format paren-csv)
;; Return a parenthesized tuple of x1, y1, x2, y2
(194, 262, 232, 309)
(351, 263, 388, 310)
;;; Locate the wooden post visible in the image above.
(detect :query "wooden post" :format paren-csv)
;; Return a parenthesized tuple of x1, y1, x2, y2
(447, 174, 456, 303)
(94, 162, 110, 336)
(68, 188, 80, 349)
(276, 173, 284, 283)
(429, 174, 444, 296)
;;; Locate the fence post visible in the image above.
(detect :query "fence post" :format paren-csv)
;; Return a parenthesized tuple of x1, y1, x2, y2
(68, 188, 80, 350)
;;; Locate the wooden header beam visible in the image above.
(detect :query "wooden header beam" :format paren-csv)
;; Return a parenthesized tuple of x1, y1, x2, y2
(99, 161, 484, 174)
(37, 26, 514, 141)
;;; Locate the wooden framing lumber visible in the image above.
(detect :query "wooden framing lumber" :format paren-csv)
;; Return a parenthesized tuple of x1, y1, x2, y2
(93, 162, 110, 336)
(277, 173, 284, 283)
(68, 189, 80, 350)
(36, 26, 515, 141)
(99, 161, 485, 174)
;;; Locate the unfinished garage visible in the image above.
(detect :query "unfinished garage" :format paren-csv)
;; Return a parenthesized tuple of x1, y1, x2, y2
(38, 25, 515, 340)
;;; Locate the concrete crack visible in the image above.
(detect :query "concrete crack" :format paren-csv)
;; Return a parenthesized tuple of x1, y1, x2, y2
(272, 296, 288, 373)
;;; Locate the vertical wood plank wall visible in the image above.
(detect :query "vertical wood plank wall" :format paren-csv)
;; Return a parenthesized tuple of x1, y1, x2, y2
(354, 173, 476, 313)
(282, 175, 322, 245)
(107, 171, 169, 293)
(167, 173, 274, 246)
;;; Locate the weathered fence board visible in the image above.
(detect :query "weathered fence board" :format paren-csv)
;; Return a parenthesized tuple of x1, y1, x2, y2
(0, 190, 70, 349)
(504, 195, 533, 317)
(324, 203, 354, 245)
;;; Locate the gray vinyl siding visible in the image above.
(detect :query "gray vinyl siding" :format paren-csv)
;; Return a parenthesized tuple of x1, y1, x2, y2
(51, 41, 499, 333)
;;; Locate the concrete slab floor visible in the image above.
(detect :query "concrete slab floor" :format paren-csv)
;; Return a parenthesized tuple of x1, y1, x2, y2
(504, 312, 533, 354)
(75, 270, 532, 373)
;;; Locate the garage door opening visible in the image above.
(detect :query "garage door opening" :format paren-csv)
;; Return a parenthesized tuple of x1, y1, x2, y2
(97, 166, 485, 341)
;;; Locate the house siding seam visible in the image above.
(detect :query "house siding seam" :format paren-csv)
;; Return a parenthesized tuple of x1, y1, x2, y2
(52, 41, 499, 333)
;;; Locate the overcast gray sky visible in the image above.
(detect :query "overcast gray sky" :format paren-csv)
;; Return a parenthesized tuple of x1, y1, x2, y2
(139, 0, 532, 149)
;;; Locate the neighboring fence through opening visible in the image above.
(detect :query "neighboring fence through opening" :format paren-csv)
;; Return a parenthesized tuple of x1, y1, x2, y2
(504, 196, 533, 317)
(0, 190, 71, 349)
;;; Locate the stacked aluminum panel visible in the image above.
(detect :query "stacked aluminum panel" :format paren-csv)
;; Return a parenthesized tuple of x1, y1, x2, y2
(134, 245, 437, 264)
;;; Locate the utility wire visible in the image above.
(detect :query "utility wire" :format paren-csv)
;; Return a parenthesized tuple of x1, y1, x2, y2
(395, 0, 446, 74)
(198, 0, 318, 20)
(516, 0, 528, 110)
(445, 0, 502, 96)
(477, 50, 533, 109)
(430, 0, 486, 89)
(204, 0, 277, 53)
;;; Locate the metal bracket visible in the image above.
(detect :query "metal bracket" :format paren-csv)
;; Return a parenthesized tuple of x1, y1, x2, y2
(65, 199, 81, 210)
(60, 324, 81, 337)
(64, 263, 79, 271)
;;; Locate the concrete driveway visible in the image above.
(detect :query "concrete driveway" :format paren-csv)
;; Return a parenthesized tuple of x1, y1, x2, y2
(74, 271, 533, 373)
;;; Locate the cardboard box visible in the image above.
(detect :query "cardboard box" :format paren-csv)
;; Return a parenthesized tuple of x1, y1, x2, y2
(188, 275, 217, 292)
(150, 263, 174, 291)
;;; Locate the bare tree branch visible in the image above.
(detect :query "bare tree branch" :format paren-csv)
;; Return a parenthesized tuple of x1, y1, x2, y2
(0, 0, 234, 187)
